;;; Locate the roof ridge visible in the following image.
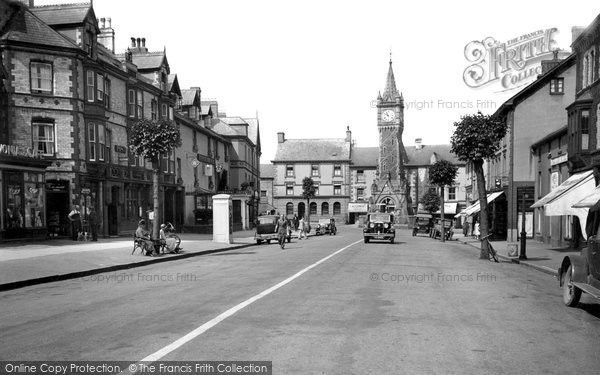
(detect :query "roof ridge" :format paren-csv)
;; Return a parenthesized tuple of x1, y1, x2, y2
(32, 2, 91, 9)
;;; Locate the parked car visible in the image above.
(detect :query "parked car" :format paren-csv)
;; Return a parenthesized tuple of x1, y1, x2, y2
(363, 213, 395, 243)
(412, 213, 433, 236)
(430, 218, 454, 240)
(558, 220, 600, 306)
(255, 215, 291, 245)
(315, 218, 337, 235)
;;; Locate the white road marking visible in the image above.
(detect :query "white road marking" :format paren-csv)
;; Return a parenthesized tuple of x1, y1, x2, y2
(138, 239, 362, 363)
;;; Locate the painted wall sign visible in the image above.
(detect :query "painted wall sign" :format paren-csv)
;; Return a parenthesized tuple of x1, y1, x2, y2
(0, 144, 42, 159)
(114, 145, 128, 153)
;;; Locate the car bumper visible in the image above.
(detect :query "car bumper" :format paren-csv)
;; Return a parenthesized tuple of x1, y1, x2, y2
(363, 232, 395, 239)
(255, 233, 279, 241)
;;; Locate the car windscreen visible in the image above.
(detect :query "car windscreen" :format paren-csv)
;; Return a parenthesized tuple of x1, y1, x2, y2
(369, 214, 391, 222)
(258, 217, 275, 225)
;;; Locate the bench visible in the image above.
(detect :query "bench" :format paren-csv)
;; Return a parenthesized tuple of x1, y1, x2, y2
(132, 234, 168, 255)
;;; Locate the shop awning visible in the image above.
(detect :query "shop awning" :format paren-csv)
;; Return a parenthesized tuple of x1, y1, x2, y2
(455, 191, 504, 218)
(435, 202, 457, 215)
(573, 185, 600, 211)
(531, 170, 595, 240)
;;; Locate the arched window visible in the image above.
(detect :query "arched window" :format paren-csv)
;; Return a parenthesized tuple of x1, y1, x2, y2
(286, 202, 294, 216)
(333, 202, 341, 215)
(321, 202, 329, 215)
(310, 202, 317, 215)
(298, 202, 305, 218)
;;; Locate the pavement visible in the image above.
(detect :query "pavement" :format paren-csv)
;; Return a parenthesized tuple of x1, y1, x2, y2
(0, 225, 579, 292)
(452, 232, 580, 277)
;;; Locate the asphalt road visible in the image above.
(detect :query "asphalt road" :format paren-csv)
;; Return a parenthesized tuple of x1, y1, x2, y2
(1, 228, 599, 374)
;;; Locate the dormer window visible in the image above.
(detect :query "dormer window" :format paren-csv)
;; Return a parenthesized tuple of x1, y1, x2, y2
(85, 29, 94, 56)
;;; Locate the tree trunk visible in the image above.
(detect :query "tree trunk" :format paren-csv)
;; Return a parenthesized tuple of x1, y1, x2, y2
(152, 166, 160, 241)
(440, 186, 445, 243)
(306, 198, 310, 223)
(474, 160, 489, 259)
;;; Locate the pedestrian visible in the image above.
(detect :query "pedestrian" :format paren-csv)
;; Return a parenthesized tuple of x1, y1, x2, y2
(68, 205, 81, 241)
(88, 206, 98, 241)
(298, 215, 307, 240)
(474, 221, 480, 240)
(293, 214, 299, 231)
(276, 214, 289, 249)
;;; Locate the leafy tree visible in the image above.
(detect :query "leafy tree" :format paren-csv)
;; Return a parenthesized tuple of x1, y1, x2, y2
(129, 118, 182, 240)
(420, 191, 440, 214)
(450, 111, 506, 258)
(302, 177, 316, 221)
(429, 160, 458, 242)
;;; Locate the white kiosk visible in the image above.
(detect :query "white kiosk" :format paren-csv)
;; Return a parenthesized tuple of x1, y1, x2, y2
(212, 194, 233, 244)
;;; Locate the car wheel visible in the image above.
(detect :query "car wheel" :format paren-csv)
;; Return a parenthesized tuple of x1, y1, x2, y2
(390, 237, 394, 244)
(256, 239, 263, 245)
(287, 236, 291, 243)
(562, 265, 582, 307)
(364, 237, 369, 243)
(267, 240, 271, 244)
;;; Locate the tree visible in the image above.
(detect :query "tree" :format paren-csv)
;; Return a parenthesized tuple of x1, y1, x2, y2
(450, 111, 506, 258)
(129, 118, 182, 240)
(302, 177, 316, 222)
(420, 191, 440, 214)
(429, 160, 458, 242)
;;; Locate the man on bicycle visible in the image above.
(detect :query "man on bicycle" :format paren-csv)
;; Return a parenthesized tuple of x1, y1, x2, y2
(276, 214, 289, 249)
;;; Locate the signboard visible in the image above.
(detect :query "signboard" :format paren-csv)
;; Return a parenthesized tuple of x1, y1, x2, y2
(550, 153, 568, 166)
(114, 145, 128, 153)
(46, 181, 69, 192)
(348, 202, 369, 213)
(205, 164, 213, 177)
(0, 143, 42, 159)
(551, 172, 560, 191)
(191, 159, 201, 168)
(81, 188, 91, 195)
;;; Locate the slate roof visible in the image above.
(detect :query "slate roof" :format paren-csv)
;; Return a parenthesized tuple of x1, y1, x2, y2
(352, 147, 379, 167)
(260, 164, 275, 179)
(200, 105, 213, 116)
(0, 3, 80, 50)
(180, 89, 198, 106)
(274, 139, 351, 162)
(221, 117, 248, 126)
(31, 2, 92, 26)
(243, 118, 260, 146)
(212, 121, 242, 137)
(131, 52, 166, 70)
(405, 144, 463, 166)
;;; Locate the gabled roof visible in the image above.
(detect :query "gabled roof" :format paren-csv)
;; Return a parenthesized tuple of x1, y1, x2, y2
(31, 2, 96, 29)
(220, 117, 248, 126)
(130, 51, 168, 71)
(274, 139, 351, 162)
(405, 144, 462, 166)
(212, 121, 242, 137)
(168, 74, 181, 96)
(494, 53, 576, 118)
(260, 164, 275, 179)
(200, 104, 213, 116)
(0, 3, 80, 50)
(352, 147, 379, 167)
(180, 89, 199, 106)
(243, 117, 260, 149)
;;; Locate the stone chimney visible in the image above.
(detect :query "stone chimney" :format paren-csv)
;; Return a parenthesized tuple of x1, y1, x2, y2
(540, 50, 562, 75)
(572, 26, 586, 44)
(345, 126, 352, 142)
(97, 17, 115, 53)
(277, 132, 286, 143)
(415, 138, 423, 150)
(130, 37, 148, 54)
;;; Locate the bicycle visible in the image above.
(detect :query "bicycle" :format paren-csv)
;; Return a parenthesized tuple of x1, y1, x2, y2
(481, 233, 499, 263)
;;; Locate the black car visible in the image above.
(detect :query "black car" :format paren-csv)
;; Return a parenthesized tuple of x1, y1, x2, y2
(363, 213, 395, 243)
(315, 218, 337, 235)
(255, 215, 291, 244)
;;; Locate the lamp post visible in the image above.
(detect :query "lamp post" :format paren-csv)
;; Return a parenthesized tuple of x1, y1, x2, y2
(519, 192, 528, 260)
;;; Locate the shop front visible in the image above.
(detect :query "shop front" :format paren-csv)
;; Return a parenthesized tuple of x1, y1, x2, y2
(0, 145, 52, 240)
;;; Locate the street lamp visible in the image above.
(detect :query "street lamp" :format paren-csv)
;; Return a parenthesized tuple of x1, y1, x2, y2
(519, 192, 528, 260)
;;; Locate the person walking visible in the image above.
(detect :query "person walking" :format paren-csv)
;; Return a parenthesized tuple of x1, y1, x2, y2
(68, 205, 81, 241)
(298, 215, 308, 240)
(293, 214, 299, 231)
(88, 206, 98, 241)
(276, 214, 289, 249)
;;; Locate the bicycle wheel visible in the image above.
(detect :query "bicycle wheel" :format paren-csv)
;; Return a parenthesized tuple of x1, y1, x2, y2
(489, 244, 499, 263)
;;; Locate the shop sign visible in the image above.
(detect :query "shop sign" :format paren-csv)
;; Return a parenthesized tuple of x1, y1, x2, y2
(348, 202, 369, 213)
(114, 145, 128, 153)
(550, 153, 568, 166)
(46, 181, 69, 192)
(0, 144, 42, 159)
(81, 188, 91, 195)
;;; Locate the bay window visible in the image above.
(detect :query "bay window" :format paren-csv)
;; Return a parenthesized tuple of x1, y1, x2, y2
(97, 74, 104, 103)
(30, 62, 52, 93)
(86, 71, 95, 101)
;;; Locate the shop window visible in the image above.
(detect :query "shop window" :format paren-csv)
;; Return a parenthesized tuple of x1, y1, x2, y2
(322, 202, 329, 215)
(24, 173, 45, 228)
(333, 202, 341, 215)
(32, 121, 55, 156)
(125, 187, 137, 220)
(30, 62, 52, 93)
(310, 202, 317, 215)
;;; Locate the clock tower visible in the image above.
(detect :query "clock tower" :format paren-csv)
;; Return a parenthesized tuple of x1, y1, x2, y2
(372, 57, 409, 221)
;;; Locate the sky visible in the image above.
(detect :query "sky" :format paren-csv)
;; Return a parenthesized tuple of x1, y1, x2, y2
(35, 0, 600, 163)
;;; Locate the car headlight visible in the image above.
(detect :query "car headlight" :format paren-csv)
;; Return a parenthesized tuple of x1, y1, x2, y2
(369, 223, 374, 228)
(384, 223, 389, 229)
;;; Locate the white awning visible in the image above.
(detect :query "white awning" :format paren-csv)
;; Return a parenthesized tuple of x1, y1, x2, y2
(456, 191, 504, 218)
(531, 170, 595, 240)
(573, 185, 600, 211)
(435, 202, 457, 215)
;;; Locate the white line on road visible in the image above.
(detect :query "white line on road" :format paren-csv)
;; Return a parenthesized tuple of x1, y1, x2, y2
(137, 239, 362, 364)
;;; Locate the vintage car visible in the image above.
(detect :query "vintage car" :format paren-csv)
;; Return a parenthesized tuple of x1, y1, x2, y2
(430, 218, 454, 240)
(558, 213, 600, 306)
(363, 213, 395, 243)
(255, 215, 291, 245)
(412, 213, 433, 236)
(315, 218, 337, 235)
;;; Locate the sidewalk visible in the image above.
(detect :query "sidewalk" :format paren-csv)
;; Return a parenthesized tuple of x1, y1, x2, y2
(0, 229, 259, 291)
(452, 233, 580, 277)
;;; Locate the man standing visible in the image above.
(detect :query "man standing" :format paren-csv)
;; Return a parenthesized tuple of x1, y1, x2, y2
(68, 205, 81, 241)
(276, 214, 289, 249)
(298, 215, 307, 240)
(88, 206, 98, 241)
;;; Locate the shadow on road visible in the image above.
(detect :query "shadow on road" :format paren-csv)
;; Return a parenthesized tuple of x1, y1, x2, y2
(577, 302, 600, 319)
(209, 251, 257, 256)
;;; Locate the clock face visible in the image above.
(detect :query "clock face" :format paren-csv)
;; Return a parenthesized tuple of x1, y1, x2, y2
(382, 110, 395, 122)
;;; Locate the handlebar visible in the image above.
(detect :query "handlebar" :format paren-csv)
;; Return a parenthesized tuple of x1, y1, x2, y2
(480, 233, 493, 241)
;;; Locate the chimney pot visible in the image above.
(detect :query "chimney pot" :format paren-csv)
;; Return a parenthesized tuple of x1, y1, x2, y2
(107, 18, 111, 28)
(142, 38, 146, 47)
(415, 138, 423, 150)
(136, 38, 141, 48)
(277, 132, 285, 144)
(131, 37, 136, 47)
(100, 18, 105, 28)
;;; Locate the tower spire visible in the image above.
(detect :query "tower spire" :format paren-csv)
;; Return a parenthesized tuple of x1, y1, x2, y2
(382, 57, 399, 101)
